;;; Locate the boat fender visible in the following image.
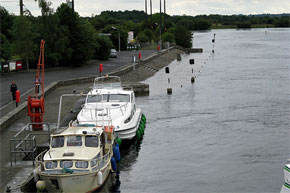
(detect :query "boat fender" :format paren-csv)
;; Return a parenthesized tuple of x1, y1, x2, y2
(36, 180, 46, 191)
(140, 119, 145, 125)
(142, 114, 146, 122)
(116, 137, 122, 146)
(111, 157, 117, 171)
(113, 144, 121, 162)
(139, 127, 144, 135)
(33, 168, 39, 182)
(136, 129, 142, 141)
(97, 171, 103, 185)
(139, 123, 145, 131)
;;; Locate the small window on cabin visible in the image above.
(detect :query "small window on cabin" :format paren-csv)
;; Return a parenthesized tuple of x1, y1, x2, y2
(67, 136, 82, 146)
(85, 136, 99, 147)
(60, 160, 73, 168)
(109, 94, 130, 102)
(91, 159, 97, 167)
(87, 95, 102, 103)
(75, 161, 88, 168)
(45, 161, 58, 169)
(51, 136, 64, 148)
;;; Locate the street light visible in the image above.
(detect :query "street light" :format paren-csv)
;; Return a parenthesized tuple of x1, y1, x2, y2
(112, 26, 121, 52)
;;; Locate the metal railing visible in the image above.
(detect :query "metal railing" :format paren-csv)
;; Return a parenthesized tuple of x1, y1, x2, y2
(10, 123, 51, 166)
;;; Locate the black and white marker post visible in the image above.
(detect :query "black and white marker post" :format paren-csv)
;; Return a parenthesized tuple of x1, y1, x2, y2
(165, 67, 172, 94)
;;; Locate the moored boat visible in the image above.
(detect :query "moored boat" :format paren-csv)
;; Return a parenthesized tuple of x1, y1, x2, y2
(34, 93, 120, 193)
(77, 76, 146, 141)
(281, 160, 290, 193)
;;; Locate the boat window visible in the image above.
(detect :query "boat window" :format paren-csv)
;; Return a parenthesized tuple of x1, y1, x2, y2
(60, 160, 73, 168)
(67, 136, 82, 146)
(87, 95, 102, 103)
(108, 94, 130, 102)
(85, 136, 99, 147)
(45, 161, 57, 169)
(75, 161, 88, 168)
(91, 159, 97, 167)
(51, 136, 64, 148)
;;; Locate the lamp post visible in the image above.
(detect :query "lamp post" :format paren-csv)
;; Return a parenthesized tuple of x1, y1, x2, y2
(112, 26, 120, 52)
(159, 0, 162, 51)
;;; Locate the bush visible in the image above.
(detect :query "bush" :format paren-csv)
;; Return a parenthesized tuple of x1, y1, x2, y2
(162, 32, 175, 43)
(137, 31, 150, 43)
(95, 35, 112, 60)
(174, 25, 192, 48)
(236, 22, 252, 28)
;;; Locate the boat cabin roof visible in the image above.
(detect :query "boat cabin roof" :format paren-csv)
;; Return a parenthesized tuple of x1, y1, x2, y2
(52, 125, 103, 137)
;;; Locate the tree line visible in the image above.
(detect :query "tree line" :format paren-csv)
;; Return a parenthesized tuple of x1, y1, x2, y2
(1, 3, 289, 69)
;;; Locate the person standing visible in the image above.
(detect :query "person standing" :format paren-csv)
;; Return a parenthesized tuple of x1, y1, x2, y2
(10, 81, 17, 101)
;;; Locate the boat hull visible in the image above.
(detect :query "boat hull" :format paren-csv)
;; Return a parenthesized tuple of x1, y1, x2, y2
(38, 164, 111, 193)
(115, 109, 142, 140)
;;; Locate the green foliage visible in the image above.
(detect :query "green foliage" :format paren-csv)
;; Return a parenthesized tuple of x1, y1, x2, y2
(56, 4, 96, 66)
(194, 18, 211, 30)
(12, 16, 38, 69)
(102, 25, 128, 51)
(162, 32, 174, 43)
(236, 22, 252, 28)
(0, 33, 11, 61)
(0, 6, 14, 40)
(137, 31, 150, 43)
(273, 17, 290, 27)
(95, 35, 112, 60)
(43, 14, 72, 67)
(174, 25, 192, 48)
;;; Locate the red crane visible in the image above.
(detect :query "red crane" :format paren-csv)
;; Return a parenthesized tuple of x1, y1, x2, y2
(28, 40, 45, 130)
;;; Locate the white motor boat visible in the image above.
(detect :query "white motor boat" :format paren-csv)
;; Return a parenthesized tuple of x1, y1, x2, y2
(34, 94, 120, 193)
(77, 76, 146, 141)
(281, 160, 290, 193)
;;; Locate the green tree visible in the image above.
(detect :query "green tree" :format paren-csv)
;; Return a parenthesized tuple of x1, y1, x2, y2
(57, 4, 97, 65)
(43, 14, 72, 67)
(137, 31, 150, 43)
(174, 25, 192, 48)
(0, 33, 11, 62)
(0, 6, 14, 40)
(162, 32, 174, 43)
(12, 16, 37, 70)
(95, 35, 112, 60)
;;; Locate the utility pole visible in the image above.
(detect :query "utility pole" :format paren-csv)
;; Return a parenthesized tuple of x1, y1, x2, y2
(150, 0, 152, 28)
(164, 0, 166, 31)
(159, 0, 162, 49)
(20, 0, 23, 16)
(145, 0, 147, 15)
(72, 0, 74, 12)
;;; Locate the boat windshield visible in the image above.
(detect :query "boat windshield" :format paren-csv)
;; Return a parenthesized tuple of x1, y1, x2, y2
(51, 136, 64, 148)
(67, 136, 82, 146)
(87, 94, 130, 103)
(85, 136, 99, 147)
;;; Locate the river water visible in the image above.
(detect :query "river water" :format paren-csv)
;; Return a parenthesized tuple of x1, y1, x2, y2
(115, 28, 289, 193)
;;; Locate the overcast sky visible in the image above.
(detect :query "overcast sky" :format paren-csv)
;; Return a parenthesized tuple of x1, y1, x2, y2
(1, 0, 290, 17)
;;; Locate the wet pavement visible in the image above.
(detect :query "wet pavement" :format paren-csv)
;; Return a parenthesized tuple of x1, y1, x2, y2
(0, 50, 156, 109)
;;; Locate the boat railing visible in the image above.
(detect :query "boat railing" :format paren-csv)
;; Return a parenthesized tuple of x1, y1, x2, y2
(35, 149, 48, 169)
(35, 148, 112, 174)
(10, 123, 51, 166)
(80, 103, 128, 118)
(94, 148, 112, 171)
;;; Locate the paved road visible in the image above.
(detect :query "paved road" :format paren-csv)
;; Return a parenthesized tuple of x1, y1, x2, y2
(0, 50, 156, 108)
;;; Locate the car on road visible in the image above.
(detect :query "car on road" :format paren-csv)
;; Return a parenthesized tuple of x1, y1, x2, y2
(110, 49, 118, 58)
